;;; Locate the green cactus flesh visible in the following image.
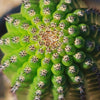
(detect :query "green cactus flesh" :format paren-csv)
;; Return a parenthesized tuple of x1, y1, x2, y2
(0, 0, 100, 100)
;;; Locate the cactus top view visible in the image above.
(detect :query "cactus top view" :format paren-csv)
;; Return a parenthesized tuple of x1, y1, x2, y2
(0, 0, 100, 100)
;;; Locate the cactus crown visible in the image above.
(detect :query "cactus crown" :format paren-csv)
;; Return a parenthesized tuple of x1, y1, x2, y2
(0, 0, 100, 100)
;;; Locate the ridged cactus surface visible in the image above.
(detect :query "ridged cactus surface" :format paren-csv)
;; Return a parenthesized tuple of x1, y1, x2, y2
(0, 0, 100, 100)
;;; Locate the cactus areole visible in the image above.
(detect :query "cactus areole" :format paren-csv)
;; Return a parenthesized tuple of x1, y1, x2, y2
(0, 0, 100, 100)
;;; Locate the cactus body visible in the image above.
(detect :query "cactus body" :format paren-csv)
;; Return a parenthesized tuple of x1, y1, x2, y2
(0, 0, 100, 100)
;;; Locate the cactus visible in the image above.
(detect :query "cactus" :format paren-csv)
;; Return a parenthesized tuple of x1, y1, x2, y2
(0, 0, 100, 100)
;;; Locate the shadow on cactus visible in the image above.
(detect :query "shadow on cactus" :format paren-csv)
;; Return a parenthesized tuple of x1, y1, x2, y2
(0, 0, 100, 100)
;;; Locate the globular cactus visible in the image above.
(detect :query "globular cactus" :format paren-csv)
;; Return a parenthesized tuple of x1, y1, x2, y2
(0, 0, 100, 100)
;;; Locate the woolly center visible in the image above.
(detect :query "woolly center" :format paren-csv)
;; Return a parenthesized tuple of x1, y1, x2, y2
(39, 27, 61, 50)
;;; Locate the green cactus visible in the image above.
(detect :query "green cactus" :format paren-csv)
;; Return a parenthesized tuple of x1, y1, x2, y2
(0, 0, 100, 100)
